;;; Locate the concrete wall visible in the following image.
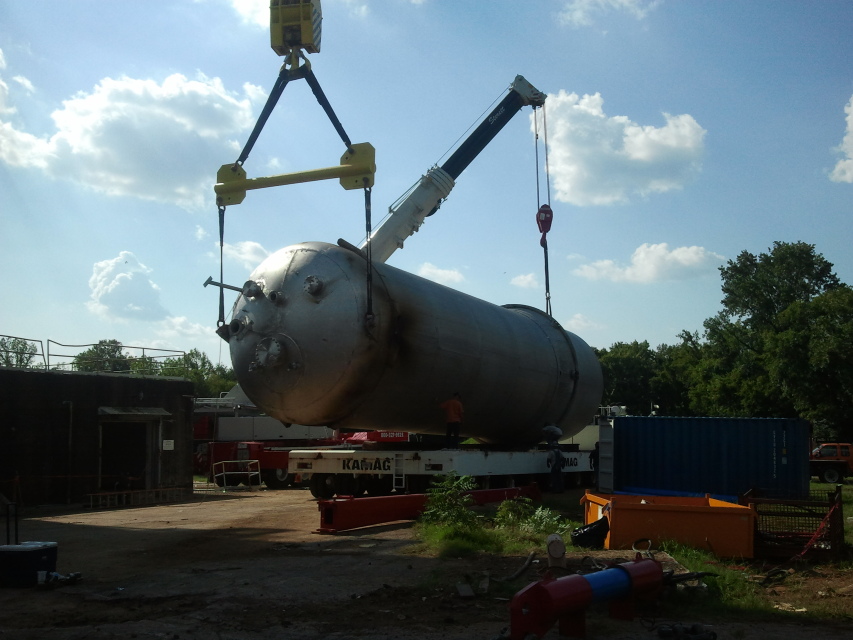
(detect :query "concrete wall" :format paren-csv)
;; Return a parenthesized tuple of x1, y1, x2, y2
(0, 368, 195, 506)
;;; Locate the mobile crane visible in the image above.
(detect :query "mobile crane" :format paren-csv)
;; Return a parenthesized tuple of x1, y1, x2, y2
(207, 1, 603, 498)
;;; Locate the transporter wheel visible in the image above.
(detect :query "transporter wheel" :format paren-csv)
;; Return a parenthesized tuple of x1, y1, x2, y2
(821, 466, 842, 484)
(364, 474, 394, 496)
(512, 474, 534, 489)
(262, 469, 292, 490)
(405, 475, 431, 495)
(335, 474, 365, 497)
(565, 472, 583, 488)
(309, 473, 337, 500)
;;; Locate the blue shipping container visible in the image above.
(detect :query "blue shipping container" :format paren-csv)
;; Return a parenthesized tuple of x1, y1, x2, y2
(612, 416, 810, 500)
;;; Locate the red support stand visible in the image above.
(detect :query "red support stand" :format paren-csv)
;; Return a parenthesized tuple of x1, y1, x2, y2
(316, 484, 541, 533)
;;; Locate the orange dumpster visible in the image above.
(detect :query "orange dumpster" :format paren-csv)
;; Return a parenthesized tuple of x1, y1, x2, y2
(580, 492, 756, 558)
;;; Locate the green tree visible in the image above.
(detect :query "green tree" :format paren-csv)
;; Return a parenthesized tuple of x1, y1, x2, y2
(686, 241, 848, 430)
(766, 286, 853, 440)
(0, 337, 39, 368)
(649, 336, 701, 416)
(596, 340, 657, 415)
(206, 362, 238, 398)
(719, 241, 841, 329)
(73, 339, 131, 372)
(128, 355, 161, 375)
(161, 349, 236, 397)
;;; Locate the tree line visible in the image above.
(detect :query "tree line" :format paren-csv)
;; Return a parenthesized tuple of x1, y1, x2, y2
(596, 241, 853, 442)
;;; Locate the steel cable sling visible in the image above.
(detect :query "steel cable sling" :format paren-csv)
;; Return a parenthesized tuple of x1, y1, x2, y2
(533, 103, 554, 317)
(214, 58, 372, 329)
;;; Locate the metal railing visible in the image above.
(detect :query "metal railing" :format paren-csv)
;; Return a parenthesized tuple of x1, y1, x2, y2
(211, 459, 262, 490)
(0, 335, 185, 374)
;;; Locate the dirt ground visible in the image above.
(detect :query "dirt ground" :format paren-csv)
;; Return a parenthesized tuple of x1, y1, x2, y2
(0, 487, 850, 640)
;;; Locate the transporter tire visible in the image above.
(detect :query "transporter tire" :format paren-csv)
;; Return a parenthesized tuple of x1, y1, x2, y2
(335, 474, 365, 497)
(821, 466, 843, 484)
(262, 469, 292, 490)
(364, 474, 393, 496)
(309, 473, 336, 500)
(405, 475, 431, 495)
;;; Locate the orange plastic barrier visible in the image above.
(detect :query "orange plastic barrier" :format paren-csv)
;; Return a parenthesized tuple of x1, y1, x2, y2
(580, 491, 756, 558)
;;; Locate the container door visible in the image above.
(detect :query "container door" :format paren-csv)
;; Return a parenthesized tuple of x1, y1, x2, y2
(99, 421, 152, 491)
(598, 421, 614, 493)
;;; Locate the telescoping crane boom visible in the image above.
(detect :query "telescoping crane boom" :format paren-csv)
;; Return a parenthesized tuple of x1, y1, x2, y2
(361, 75, 545, 263)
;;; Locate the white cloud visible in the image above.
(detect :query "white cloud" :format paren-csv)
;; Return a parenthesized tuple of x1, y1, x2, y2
(229, 0, 268, 27)
(829, 95, 853, 183)
(155, 316, 215, 343)
(337, 0, 370, 18)
(0, 50, 11, 116)
(417, 262, 465, 285)
(562, 313, 604, 333)
(573, 242, 724, 283)
(223, 240, 270, 271)
(0, 78, 10, 116)
(12, 76, 34, 93)
(511, 273, 539, 289)
(536, 91, 706, 206)
(87, 251, 169, 321)
(0, 70, 262, 210)
(559, 0, 660, 28)
(195, 225, 209, 241)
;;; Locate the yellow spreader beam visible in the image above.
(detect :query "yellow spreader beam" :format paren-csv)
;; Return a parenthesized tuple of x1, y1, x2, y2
(214, 142, 375, 206)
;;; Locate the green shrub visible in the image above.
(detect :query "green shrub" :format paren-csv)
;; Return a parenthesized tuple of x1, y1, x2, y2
(416, 480, 577, 556)
(420, 473, 478, 528)
(495, 497, 573, 535)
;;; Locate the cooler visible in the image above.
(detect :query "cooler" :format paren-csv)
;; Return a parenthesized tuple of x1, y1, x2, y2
(0, 541, 59, 588)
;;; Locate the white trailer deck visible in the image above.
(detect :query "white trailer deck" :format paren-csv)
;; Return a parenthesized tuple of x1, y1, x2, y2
(288, 447, 594, 498)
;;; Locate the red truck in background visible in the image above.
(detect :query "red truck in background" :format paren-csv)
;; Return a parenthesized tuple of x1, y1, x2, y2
(810, 443, 853, 484)
(194, 387, 339, 488)
(207, 428, 412, 489)
(194, 387, 410, 489)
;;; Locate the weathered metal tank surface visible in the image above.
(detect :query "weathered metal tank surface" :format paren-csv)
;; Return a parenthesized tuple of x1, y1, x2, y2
(221, 241, 602, 447)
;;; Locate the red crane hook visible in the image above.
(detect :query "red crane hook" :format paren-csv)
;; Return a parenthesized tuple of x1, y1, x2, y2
(536, 204, 553, 234)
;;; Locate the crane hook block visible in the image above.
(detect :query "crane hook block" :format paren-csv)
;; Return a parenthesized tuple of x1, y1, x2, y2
(270, 0, 322, 56)
(536, 204, 553, 234)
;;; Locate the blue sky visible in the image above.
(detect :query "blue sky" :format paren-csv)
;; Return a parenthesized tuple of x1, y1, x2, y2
(1, 0, 851, 368)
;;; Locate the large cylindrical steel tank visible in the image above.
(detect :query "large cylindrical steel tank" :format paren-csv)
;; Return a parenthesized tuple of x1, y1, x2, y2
(220, 241, 602, 447)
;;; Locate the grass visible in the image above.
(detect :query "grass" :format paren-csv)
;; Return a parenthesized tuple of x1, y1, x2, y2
(411, 476, 853, 624)
(409, 474, 582, 558)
